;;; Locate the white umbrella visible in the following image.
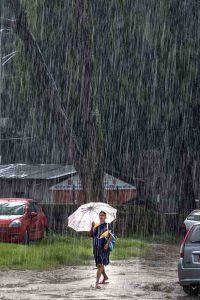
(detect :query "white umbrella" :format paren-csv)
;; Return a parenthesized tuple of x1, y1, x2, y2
(68, 202, 117, 232)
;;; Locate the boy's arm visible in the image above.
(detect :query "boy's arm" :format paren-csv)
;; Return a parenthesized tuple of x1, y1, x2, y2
(104, 232, 113, 250)
(89, 221, 95, 237)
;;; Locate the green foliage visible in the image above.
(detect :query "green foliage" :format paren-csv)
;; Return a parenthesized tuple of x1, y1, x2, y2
(111, 238, 148, 260)
(2, 0, 198, 160)
(0, 235, 149, 270)
(0, 236, 91, 270)
(2, 0, 200, 209)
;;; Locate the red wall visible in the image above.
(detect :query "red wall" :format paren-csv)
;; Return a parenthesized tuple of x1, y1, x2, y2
(53, 189, 137, 204)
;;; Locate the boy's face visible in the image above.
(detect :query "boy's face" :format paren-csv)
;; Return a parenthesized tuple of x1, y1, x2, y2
(99, 213, 106, 223)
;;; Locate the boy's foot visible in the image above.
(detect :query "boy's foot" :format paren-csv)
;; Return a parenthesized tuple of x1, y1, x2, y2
(99, 276, 109, 284)
(96, 284, 101, 289)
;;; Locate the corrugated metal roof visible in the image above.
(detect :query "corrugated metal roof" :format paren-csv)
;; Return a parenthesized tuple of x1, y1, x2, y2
(0, 165, 137, 190)
(104, 174, 137, 190)
(0, 164, 76, 179)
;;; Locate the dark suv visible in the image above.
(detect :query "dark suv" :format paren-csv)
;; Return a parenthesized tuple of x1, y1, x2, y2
(178, 223, 200, 296)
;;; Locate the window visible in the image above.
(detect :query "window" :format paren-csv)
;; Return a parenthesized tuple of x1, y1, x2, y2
(0, 202, 25, 215)
(33, 202, 40, 213)
(68, 179, 73, 185)
(187, 214, 200, 221)
(188, 226, 200, 243)
(28, 202, 40, 213)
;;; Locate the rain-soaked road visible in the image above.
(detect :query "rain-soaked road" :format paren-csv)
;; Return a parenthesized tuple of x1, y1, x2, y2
(0, 244, 194, 299)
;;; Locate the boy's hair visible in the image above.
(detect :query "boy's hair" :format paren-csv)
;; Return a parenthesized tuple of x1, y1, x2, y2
(99, 211, 106, 216)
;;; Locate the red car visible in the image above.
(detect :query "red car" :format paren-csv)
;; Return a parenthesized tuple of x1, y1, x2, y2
(0, 198, 48, 244)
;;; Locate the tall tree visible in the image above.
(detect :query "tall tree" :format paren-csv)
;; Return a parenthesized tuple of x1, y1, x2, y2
(3, 0, 105, 202)
(77, 0, 105, 202)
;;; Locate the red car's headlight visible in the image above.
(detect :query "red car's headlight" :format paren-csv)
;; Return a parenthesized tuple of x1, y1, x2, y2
(8, 220, 21, 228)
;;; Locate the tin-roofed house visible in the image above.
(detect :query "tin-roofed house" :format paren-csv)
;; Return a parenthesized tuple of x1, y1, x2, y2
(0, 164, 137, 204)
(0, 164, 137, 232)
(0, 164, 76, 203)
(50, 173, 137, 205)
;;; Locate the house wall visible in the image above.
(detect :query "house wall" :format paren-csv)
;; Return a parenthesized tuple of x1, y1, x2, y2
(53, 188, 137, 204)
(0, 180, 54, 204)
(0, 180, 137, 205)
(29, 183, 54, 204)
(105, 189, 137, 204)
(53, 190, 85, 204)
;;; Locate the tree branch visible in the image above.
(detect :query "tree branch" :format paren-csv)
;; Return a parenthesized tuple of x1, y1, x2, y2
(7, 0, 105, 202)
(6, 0, 83, 167)
(0, 17, 16, 30)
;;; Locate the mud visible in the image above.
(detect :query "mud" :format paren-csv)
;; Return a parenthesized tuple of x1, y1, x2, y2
(0, 244, 193, 299)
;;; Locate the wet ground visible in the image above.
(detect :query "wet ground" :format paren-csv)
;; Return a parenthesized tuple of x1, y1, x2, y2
(0, 244, 194, 299)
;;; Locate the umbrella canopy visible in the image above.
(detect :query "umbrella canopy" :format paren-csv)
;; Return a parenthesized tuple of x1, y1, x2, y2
(68, 202, 117, 232)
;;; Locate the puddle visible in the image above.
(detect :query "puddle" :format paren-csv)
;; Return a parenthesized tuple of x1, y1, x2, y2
(0, 243, 193, 299)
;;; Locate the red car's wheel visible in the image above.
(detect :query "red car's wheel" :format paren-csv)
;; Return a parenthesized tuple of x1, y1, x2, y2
(22, 229, 29, 245)
(43, 227, 48, 240)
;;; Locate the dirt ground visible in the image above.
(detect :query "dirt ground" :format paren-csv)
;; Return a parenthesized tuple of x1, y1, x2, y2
(0, 244, 194, 300)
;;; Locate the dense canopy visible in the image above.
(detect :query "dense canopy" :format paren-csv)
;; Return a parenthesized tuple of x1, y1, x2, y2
(1, 0, 199, 211)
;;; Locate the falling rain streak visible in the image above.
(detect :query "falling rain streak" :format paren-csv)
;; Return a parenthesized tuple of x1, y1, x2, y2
(0, 0, 199, 214)
(0, 0, 199, 298)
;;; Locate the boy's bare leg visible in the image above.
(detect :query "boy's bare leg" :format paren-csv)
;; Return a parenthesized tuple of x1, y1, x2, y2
(96, 264, 103, 288)
(100, 266, 108, 283)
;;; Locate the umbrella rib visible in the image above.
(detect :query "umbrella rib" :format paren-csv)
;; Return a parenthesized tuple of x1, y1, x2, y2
(91, 204, 117, 219)
(76, 211, 87, 229)
(94, 203, 111, 208)
(68, 209, 86, 228)
(71, 207, 88, 219)
(69, 206, 94, 229)
(93, 203, 114, 211)
(93, 210, 99, 217)
(75, 208, 97, 230)
(89, 210, 93, 224)
(93, 206, 115, 215)
(76, 207, 95, 230)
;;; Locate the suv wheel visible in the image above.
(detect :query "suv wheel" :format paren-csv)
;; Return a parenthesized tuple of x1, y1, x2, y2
(183, 285, 199, 296)
(22, 229, 29, 245)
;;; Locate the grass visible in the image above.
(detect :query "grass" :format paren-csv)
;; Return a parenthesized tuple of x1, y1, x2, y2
(125, 233, 182, 244)
(145, 233, 182, 243)
(0, 234, 149, 270)
(111, 238, 148, 259)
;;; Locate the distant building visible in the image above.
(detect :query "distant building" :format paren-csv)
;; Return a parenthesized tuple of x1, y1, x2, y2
(51, 173, 137, 204)
(0, 164, 137, 204)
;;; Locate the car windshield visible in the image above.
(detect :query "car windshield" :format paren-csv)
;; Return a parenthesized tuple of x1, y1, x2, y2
(0, 202, 25, 215)
(188, 226, 200, 243)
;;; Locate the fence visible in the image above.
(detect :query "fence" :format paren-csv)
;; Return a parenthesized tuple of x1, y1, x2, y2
(42, 204, 185, 237)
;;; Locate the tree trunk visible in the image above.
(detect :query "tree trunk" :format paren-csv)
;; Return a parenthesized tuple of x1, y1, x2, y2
(77, 0, 105, 202)
(178, 142, 196, 214)
(5, 0, 105, 203)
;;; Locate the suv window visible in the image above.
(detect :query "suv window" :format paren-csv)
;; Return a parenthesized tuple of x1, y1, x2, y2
(187, 212, 200, 221)
(188, 225, 200, 243)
